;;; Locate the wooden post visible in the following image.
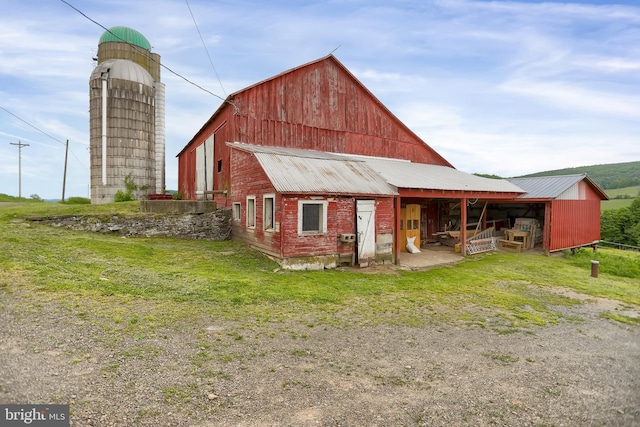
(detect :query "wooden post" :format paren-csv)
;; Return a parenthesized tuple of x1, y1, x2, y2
(461, 197, 467, 255)
(394, 195, 401, 265)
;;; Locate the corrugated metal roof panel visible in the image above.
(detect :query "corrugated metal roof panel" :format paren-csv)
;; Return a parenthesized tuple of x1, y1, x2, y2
(229, 143, 525, 195)
(229, 143, 396, 195)
(361, 157, 525, 193)
(508, 175, 585, 199)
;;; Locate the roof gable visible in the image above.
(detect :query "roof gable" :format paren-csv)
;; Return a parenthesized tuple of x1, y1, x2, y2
(180, 55, 452, 167)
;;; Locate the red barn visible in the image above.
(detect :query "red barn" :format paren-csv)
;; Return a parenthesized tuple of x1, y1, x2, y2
(177, 55, 602, 268)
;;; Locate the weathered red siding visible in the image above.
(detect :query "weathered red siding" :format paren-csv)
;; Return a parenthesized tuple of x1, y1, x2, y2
(549, 199, 601, 251)
(280, 196, 351, 258)
(178, 56, 451, 201)
(230, 148, 281, 256)
(375, 198, 394, 234)
(230, 58, 447, 163)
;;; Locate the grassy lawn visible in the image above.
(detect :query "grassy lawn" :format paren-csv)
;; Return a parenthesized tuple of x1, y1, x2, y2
(1, 202, 638, 335)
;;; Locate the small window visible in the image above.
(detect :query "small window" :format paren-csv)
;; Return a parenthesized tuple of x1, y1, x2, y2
(400, 220, 404, 230)
(264, 195, 275, 231)
(298, 200, 328, 235)
(246, 197, 256, 229)
(217, 159, 222, 173)
(232, 203, 241, 221)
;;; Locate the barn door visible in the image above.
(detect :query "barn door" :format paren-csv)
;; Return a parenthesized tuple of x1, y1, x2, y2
(356, 200, 376, 266)
(400, 204, 420, 252)
(195, 135, 214, 199)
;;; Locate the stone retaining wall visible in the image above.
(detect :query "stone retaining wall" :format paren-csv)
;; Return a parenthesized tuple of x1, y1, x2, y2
(41, 209, 232, 241)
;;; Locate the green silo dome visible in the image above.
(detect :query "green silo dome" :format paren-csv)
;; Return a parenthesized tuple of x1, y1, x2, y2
(99, 26, 151, 51)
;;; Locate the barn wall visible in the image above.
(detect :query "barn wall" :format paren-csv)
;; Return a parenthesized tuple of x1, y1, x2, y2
(230, 58, 447, 164)
(279, 195, 394, 262)
(549, 199, 601, 251)
(179, 110, 235, 200)
(178, 56, 452, 200)
(229, 149, 281, 257)
(280, 196, 352, 258)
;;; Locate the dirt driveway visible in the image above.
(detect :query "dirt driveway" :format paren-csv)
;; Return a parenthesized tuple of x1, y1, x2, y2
(1, 285, 639, 426)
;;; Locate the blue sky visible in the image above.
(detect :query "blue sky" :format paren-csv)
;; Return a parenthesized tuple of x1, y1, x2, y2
(0, 0, 638, 199)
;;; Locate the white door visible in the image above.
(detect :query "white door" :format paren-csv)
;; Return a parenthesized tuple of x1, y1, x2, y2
(195, 135, 214, 199)
(356, 200, 376, 265)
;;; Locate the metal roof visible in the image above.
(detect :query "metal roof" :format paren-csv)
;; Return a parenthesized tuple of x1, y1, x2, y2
(229, 143, 525, 195)
(508, 175, 587, 199)
(228, 143, 396, 196)
(99, 26, 151, 51)
(359, 157, 526, 193)
(90, 59, 154, 86)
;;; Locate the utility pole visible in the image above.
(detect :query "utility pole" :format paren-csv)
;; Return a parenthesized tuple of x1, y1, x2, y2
(61, 139, 69, 203)
(9, 141, 29, 198)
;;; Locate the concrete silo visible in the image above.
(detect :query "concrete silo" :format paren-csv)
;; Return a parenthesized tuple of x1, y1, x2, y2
(89, 27, 165, 203)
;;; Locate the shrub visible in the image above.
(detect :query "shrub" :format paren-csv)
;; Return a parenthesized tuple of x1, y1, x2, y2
(115, 189, 133, 202)
(64, 197, 91, 205)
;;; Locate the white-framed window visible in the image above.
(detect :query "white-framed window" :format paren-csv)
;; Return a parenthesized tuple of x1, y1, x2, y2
(232, 202, 241, 221)
(298, 200, 328, 235)
(246, 196, 256, 229)
(263, 194, 275, 231)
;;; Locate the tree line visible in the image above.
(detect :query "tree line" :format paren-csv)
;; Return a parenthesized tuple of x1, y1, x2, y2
(601, 197, 640, 247)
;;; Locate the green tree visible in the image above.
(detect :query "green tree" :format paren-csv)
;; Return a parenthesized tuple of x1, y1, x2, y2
(601, 196, 640, 246)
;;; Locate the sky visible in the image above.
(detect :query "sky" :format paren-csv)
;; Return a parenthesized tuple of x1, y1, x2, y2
(0, 0, 638, 200)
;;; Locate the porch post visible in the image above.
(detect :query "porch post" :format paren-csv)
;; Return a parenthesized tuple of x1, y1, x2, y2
(544, 200, 552, 254)
(461, 197, 467, 255)
(394, 195, 401, 265)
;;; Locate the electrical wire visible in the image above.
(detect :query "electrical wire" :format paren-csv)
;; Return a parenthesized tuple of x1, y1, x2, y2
(60, 0, 228, 103)
(185, 0, 227, 97)
(0, 106, 90, 173)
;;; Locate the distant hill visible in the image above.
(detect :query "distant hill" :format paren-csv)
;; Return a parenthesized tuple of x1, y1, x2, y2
(516, 161, 640, 190)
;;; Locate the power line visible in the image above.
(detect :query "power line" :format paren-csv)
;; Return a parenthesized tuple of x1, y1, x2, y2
(185, 0, 227, 97)
(1, 106, 66, 146)
(60, 0, 229, 103)
(0, 105, 90, 173)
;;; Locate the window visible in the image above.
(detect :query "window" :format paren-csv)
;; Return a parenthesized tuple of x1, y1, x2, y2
(264, 195, 275, 231)
(232, 203, 241, 221)
(217, 159, 222, 173)
(298, 200, 328, 235)
(246, 197, 256, 229)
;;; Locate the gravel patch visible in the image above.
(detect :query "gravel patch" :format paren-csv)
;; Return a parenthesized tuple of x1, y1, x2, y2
(1, 286, 638, 426)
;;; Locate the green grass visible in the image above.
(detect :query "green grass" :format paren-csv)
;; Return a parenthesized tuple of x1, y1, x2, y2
(605, 185, 640, 199)
(0, 193, 45, 203)
(602, 185, 640, 211)
(1, 202, 638, 333)
(602, 198, 635, 211)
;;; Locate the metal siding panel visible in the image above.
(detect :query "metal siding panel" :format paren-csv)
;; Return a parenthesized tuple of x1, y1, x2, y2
(549, 200, 601, 251)
(557, 183, 579, 200)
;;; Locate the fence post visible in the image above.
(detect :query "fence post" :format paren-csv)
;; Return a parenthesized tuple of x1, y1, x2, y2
(591, 260, 599, 278)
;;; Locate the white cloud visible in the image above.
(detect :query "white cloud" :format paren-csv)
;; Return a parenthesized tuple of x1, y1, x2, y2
(0, 0, 639, 198)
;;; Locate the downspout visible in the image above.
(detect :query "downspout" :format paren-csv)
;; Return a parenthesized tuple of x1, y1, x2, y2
(101, 71, 109, 186)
